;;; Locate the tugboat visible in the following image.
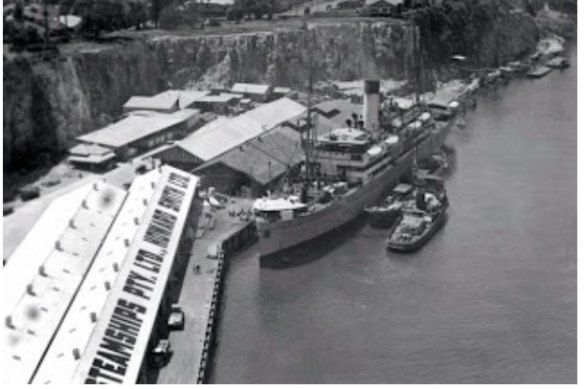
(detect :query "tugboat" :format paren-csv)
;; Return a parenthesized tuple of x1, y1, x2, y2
(385, 178, 448, 252)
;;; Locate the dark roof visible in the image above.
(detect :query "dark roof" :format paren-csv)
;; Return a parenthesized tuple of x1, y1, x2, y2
(313, 99, 363, 127)
(175, 98, 306, 162)
(197, 127, 303, 185)
(285, 112, 341, 137)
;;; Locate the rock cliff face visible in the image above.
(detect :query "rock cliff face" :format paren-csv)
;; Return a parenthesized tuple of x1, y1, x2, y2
(3, 10, 540, 172)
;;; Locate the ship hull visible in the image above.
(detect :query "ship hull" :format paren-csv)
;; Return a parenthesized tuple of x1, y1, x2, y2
(257, 120, 453, 264)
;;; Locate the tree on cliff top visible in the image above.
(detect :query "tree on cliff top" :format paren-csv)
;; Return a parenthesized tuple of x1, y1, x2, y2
(412, 0, 503, 69)
(152, 0, 174, 27)
(76, 0, 127, 39)
(158, 0, 202, 29)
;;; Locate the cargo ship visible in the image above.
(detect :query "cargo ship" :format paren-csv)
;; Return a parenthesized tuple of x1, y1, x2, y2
(253, 80, 456, 265)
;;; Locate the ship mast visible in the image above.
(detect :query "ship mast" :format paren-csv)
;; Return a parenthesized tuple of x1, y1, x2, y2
(412, 20, 422, 105)
(415, 25, 421, 104)
(411, 19, 422, 172)
(304, 30, 316, 184)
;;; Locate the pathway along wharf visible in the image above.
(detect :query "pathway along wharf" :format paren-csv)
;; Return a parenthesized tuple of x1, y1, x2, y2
(156, 197, 256, 384)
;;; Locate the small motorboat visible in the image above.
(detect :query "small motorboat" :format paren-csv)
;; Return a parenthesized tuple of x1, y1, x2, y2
(420, 151, 449, 176)
(365, 183, 414, 228)
(546, 56, 570, 69)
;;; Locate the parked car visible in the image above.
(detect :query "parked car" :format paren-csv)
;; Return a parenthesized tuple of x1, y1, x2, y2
(42, 178, 61, 187)
(135, 165, 147, 175)
(151, 339, 172, 367)
(167, 303, 185, 330)
(19, 186, 40, 201)
(3, 205, 14, 216)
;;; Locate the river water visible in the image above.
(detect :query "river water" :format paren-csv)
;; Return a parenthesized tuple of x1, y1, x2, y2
(211, 44, 577, 384)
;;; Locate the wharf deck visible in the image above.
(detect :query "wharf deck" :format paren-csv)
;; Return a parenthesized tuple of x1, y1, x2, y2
(156, 198, 255, 384)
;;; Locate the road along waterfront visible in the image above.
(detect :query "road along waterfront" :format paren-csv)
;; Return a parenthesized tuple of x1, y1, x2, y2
(211, 43, 576, 384)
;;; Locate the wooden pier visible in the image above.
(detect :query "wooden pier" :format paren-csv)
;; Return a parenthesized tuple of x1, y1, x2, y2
(156, 198, 256, 384)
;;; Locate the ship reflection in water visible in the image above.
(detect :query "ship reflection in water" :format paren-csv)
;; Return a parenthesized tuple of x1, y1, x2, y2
(212, 44, 576, 384)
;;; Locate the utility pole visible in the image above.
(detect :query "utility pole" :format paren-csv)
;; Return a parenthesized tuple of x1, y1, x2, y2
(44, 0, 49, 50)
(410, 19, 422, 105)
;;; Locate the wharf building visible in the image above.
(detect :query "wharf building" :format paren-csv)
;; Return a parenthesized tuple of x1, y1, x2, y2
(153, 97, 307, 196)
(70, 109, 202, 169)
(230, 83, 273, 102)
(123, 88, 249, 116)
(123, 90, 212, 114)
(2, 165, 200, 384)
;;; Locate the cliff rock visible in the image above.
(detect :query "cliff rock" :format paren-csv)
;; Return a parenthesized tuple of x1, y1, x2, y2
(3, 11, 542, 172)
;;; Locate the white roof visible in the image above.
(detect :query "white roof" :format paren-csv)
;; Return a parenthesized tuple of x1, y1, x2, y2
(206, 0, 234, 4)
(31, 171, 160, 384)
(72, 166, 199, 384)
(176, 97, 306, 162)
(2, 181, 126, 385)
(273, 86, 291, 94)
(231, 83, 271, 95)
(68, 153, 116, 165)
(77, 109, 198, 149)
(123, 92, 179, 112)
(59, 15, 81, 28)
(451, 55, 468, 61)
(69, 143, 113, 156)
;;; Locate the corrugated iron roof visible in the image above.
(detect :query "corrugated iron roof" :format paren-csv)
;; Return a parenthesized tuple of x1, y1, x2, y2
(273, 87, 291, 94)
(71, 167, 199, 384)
(3, 182, 126, 385)
(30, 171, 165, 384)
(69, 143, 112, 157)
(123, 92, 179, 111)
(125, 90, 212, 110)
(176, 98, 306, 162)
(77, 109, 199, 149)
(231, 83, 271, 95)
(202, 127, 302, 185)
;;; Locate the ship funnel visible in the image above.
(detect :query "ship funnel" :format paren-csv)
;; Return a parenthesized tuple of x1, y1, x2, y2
(363, 80, 380, 133)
